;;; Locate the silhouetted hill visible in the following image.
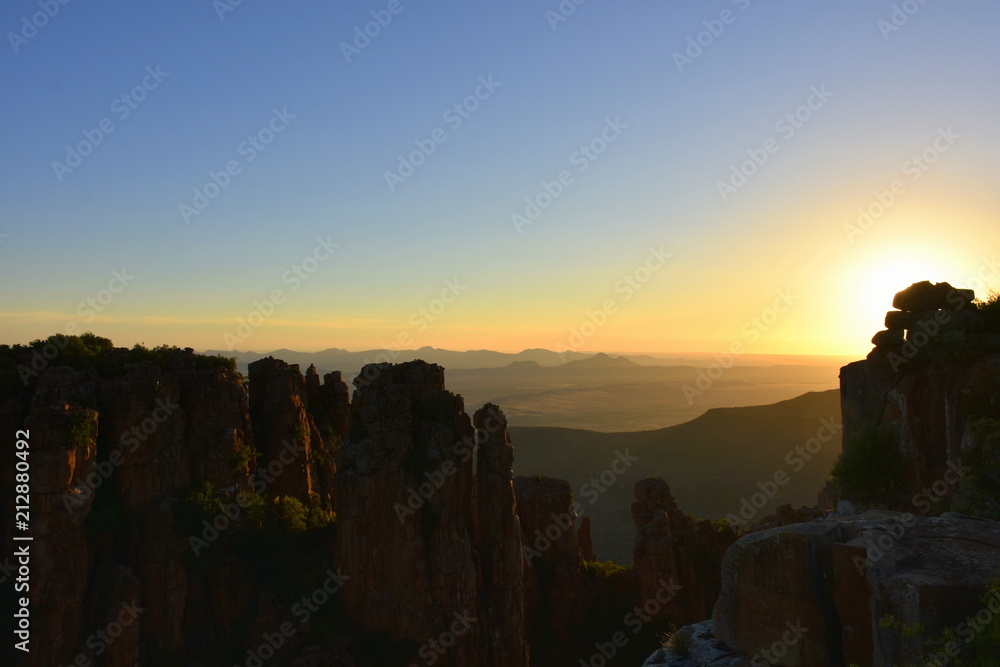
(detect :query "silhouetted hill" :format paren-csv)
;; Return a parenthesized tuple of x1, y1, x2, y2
(204, 346, 594, 374)
(510, 390, 842, 563)
(557, 352, 640, 370)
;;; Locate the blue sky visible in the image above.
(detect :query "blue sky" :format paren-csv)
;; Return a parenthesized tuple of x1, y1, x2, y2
(2, 0, 998, 355)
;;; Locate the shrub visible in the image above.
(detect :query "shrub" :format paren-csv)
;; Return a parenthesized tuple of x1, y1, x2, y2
(975, 287, 1000, 333)
(173, 481, 222, 534)
(125, 343, 236, 372)
(880, 581, 1000, 666)
(583, 559, 627, 580)
(276, 496, 309, 534)
(65, 411, 94, 449)
(830, 427, 903, 503)
(960, 418, 1000, 520)
(658, 624, 691, 658)
(229, 440, 259, 473)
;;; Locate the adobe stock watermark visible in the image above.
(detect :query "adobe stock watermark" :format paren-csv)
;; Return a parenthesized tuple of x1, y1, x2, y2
(925, 587, 1000, 667)
(853, 460, 963, 574)
(407, 611, 477, 667)
(213, 0, 249, 21)
(63, 398, 179, 513)
(717, 84, 833, 202)
(884, 290, 974, 374)
(554, 245, 671, 360)
(17, 268, 137, 384)
(354, 277, 468, 388)
(579, 577, 683, 666)
(682, 287, 799, 404)
(340, 0, 416, 63)
(61, 601, 145, 666)
(236, 567, 350, 667)
(51, 66, 170, 183)
(749, 620, 810, 666)
(877, 0, 932, 41)
(385, 75, 502, 192)
(394, 409, 502, 523)
(523, 450, 637, 562)
(222, 235, 339, 350)
(843, 126, 959, 243)
(673, 0, 752, 73)
(881, 255, 998, 373)
(545, 0, 590, 31)
(189, 439, 306, 556)
(179, 107, 296, 224)
(7, 0, 75, 54)
(512, 117, 627, 234)
(725, 417, 842, 530)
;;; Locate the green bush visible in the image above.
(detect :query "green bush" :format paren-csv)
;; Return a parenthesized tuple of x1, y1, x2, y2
(975, 288, 1000, 333)
(583, 559, 627, 579)
(276, 496, 309, 534)
(229, 440, 259, 473)
(881, 581, 1000, 666)
(125, 343, 236, 372)
(960, 418, 1000, 520)
(65, 411, 94, 449)
(173, 481, 223, 535)
(830, 427, 904, 503)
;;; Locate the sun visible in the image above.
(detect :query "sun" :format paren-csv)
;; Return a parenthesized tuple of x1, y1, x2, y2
(845, 249, 968, 350)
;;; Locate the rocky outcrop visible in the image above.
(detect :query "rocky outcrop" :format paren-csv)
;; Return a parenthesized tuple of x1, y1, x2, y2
(644, 281, 1000, 667)
(842, 282, 1000, 506)
(647, 512, 1000, 667)
(334, 361, 528, 667)
(710, 512, 1000, 666)
(21, 402, 99, 667)
(632, 478, 736, 625)
(642, 620, 743, 667)
(516, 474, 587, 656)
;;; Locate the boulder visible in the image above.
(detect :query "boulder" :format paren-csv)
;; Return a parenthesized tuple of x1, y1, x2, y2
(892, 281, 974, 312)
(884, 310, 911, 330)
(711, 512, 1000, 666)
(871, 329, 904, 347)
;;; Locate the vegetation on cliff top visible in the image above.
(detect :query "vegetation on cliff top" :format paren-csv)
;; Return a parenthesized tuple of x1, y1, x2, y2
(975, 287, 1000, 333)
(0, 333, 237, 402)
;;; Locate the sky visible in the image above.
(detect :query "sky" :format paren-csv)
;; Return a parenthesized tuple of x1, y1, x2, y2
(1, 0, 998, 358)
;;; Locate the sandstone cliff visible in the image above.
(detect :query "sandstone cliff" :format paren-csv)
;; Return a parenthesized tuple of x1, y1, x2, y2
(631, 478, 736, 626)
(333, 361, 529, 666)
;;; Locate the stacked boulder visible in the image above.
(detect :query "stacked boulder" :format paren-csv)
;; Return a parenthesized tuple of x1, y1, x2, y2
(871, 280, 979, 352)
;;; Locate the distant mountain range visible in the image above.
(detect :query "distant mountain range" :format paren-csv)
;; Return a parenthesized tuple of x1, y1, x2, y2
(204, 345, 853, 377)
(510, 389, 843, 563)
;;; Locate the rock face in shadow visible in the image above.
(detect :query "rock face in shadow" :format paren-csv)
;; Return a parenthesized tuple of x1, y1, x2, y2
(21, 402, 99, 667)
(334, 361, 528, 667)
(842, 281, 1000, 507)
(515, 474, 587, 659)
(3, 351, 258, 666)
(647, 512, 1000, 667)
(3, 347, 542, 666)
(248, 357, 346, 510)
(710, 512, 1000, 667)
(632, 478, 736, 626)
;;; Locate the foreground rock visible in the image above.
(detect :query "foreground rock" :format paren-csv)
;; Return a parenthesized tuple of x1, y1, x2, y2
(646, 511, 1000, 666)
